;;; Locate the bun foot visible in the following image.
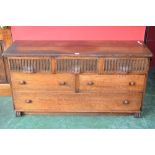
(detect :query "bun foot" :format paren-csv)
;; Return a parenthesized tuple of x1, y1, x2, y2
(16, 111, 22, 117)
(134, 112, 141, 118)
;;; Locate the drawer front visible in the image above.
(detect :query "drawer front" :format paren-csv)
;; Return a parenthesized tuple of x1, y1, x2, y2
(56, 57, 98, 73)
(103, 58, 149, 74)
(13, 92, 142, 112)
(79, 75, 145, 93)
(11, 73, 75, 92)
(8, 57, 51, 73)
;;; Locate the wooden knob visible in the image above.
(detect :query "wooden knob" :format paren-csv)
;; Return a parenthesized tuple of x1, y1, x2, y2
(19, 80, 26, 85)
(123, 100, 129, 105)
(129, 81, 136, 86)
(25, 99, 32, 103)
(87, 81, 94, 85)
(59, 81, 66, 85)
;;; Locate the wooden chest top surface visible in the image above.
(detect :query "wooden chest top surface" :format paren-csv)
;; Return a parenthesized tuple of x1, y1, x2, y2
(4, 40, 152, 57)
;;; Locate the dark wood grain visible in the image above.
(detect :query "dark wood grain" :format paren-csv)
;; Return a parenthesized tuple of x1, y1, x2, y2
(4, 40, 152, 57)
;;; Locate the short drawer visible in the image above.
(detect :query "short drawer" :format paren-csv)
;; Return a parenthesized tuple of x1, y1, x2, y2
(103, 58, 149, 74)
(79, 75, 145, 93)
(13, 92, 142, 112)
(56, 57, 98, 73)
(11, 73, 75, 92)
(8, 57, 51, 73)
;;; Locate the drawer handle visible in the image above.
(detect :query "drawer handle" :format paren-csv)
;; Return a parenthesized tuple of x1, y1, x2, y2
(19, 80, 26, 85)
(25, 99, 32, 103)
(87, 81, 94, 85)
(123, 100, 129, 105)
(59, 81, 66, 86)
(129, 81, 136, 86)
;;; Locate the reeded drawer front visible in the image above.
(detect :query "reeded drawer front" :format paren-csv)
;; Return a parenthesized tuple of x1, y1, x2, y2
(8, 57, 149, 74)
(13, 92, 142, 112)
(11, 73, 75, 92)
(79, 75, 145, 93)
(56, 57, 98, 73)
(103, 58, 149, 74)
(8, 57, 51, 73)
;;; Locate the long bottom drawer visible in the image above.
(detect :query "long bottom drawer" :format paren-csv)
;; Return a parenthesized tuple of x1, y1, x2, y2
(13, 92, 142, 112)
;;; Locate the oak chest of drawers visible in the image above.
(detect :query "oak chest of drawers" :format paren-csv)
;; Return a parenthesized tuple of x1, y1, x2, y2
(4, 41, 152, 117)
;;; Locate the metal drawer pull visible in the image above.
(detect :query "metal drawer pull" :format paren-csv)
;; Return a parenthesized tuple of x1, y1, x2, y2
(19, 80, 26, 85)
(25, 99, 32, 103)
(129, 81, 136, 86)
(123, 100, 129, 105)
(87, 81, 94, 85)
(59, 81, 66, 85)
